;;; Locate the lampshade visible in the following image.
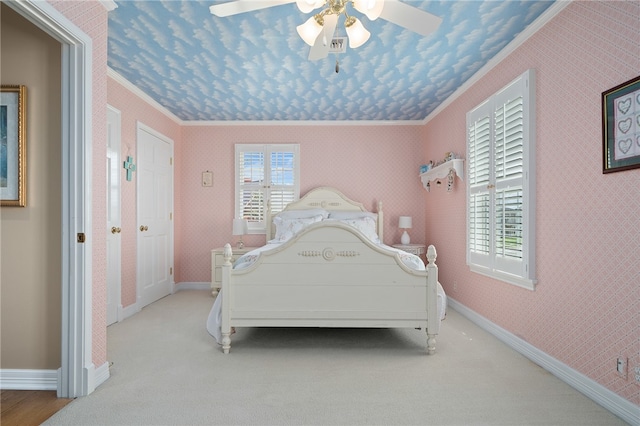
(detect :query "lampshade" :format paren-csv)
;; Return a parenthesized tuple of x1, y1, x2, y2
(399, 216, 412, 245)
(296, 0, 325, 13)
(353, 0, 385, 20)
(344, 17, 370, 48)
(398, 216, 412, 229)
(232, 218, 248, 236)
(297, 15, 324, 46)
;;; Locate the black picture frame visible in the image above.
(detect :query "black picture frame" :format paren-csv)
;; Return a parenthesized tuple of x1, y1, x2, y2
(602, 75, 640, 174)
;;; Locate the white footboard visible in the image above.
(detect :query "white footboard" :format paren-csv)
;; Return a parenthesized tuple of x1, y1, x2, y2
(220, 222, 439, 354)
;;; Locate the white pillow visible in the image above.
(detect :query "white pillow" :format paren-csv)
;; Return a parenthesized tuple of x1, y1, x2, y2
(276, 208, 329, 220)
(329, 216, 380, 244)
(328, 211, 377, 220)
(273, 214, 324, 242)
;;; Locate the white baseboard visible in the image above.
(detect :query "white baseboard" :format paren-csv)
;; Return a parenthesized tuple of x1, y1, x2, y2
(94, 361, 110, 389)
(118, 285, 207, 323)
(120, 301, 141, 321)
(0, 369, 58, 390)
(174, 282, 210, 292)
(0, 363, 111, 393)
(447, 298, 639, 426)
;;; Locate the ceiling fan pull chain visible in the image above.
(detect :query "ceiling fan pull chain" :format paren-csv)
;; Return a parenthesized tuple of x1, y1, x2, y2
(335, 58, 340, 73)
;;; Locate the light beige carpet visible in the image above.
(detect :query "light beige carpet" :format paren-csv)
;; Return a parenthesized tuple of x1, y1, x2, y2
(45, 290, 629, 425)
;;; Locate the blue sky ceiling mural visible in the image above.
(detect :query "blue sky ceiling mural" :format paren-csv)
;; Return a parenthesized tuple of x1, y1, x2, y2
(108, 0, 555, 121)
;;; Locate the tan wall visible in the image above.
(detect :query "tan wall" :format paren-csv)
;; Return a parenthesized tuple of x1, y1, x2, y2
(1, 4, 62, 370)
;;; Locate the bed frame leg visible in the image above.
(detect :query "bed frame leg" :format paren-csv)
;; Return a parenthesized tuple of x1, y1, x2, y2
(222, 333, 231, 354)
(427, 334, 436, 355)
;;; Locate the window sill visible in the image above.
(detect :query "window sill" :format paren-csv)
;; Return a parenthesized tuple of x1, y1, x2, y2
(469, 264, 536, 291)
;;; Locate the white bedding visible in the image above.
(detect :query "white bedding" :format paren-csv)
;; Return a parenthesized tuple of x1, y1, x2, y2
(206, 240, 447, 344)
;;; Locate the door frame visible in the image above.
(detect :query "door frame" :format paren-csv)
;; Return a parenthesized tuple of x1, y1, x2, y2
(107, 105, 122, 325)
(4, 0, 110, 397)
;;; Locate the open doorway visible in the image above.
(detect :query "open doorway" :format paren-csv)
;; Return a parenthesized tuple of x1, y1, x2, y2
(3, 0, 108, 398)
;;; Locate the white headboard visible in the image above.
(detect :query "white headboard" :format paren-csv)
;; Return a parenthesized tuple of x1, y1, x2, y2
(266, 187, 384, 242)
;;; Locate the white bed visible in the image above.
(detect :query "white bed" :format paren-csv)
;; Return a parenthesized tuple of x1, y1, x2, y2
(207, 187, 445, 354)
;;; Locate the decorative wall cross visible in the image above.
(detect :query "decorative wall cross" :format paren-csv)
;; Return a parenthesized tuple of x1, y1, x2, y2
(124, 156, 136, 181)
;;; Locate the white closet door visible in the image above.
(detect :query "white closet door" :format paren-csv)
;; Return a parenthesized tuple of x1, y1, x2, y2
(137, 125, 173, 308)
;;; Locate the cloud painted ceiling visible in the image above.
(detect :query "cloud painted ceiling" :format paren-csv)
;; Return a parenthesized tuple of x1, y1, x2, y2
(107, 0, 555, 122)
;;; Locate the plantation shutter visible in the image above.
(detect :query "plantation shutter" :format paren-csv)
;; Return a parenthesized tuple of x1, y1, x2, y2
(468, 110, 492, 266)
(235, 144, 300, 233)
(268, 147, 297, 215)
(237, 147, 265, 224)
(466, 69, 536, 289)
(493, 82, 525, 276)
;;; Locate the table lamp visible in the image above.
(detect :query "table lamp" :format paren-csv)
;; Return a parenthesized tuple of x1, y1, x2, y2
(232, 218, 248, 249)
(399, 216, 412, 245)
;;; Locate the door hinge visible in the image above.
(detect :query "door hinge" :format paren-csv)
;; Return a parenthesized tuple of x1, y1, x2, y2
(170, 157, 173, 166)
(170, 267, 173, 275)
(170, 212, 173, 220)
(77, 233, 86, 243)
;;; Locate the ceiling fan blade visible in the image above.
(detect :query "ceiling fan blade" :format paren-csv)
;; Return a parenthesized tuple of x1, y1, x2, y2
(209, 0, 295, 17)
(309, 15, 338, 61)
(308, 14, 338, 61)
(378, 0, 442, 37)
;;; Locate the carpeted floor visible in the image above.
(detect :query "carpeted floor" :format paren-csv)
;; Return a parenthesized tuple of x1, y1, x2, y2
(45, 290, 628, 425)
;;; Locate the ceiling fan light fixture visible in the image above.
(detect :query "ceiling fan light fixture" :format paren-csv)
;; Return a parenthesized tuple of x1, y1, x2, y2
(295, 0, 326, 14)
(297, 14, 325, 46)
(353, 0, 385, 20)
(345, 16, 370, 48)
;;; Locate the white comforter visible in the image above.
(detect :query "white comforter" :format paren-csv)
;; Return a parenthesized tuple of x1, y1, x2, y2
(206, 242, 447, 344)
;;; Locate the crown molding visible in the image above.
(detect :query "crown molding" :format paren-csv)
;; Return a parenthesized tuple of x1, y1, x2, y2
(108, 1, 569, 127)
(100, 1, 117, 12)
(108, 68, 182, 125)
(108, 68, 423, 127)
(180, 119, 424, 127)
(422, 0, 571, 124)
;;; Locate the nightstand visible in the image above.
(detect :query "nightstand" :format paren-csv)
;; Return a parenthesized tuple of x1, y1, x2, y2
(210, 246, 257, 296)
(392, 243, 426, 259)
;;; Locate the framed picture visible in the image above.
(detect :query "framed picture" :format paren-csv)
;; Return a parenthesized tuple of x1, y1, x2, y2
(1, 85, 27, 206)
(602, 75, 640, 174)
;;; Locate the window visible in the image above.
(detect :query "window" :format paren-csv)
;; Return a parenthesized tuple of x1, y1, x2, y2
(235, 144, 300, 234)
(466, 69, 536, 290)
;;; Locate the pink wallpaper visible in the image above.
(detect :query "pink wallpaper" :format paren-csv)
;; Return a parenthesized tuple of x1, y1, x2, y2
(56, 0, 637, 407)
(177, 125, 426, 282)
(421, 1, 639, 405)
(49, 0, 110, 368)
(107, 78, 183, 308)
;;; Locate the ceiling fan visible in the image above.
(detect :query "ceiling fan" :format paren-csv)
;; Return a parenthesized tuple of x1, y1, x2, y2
(209, 0, 442, 61)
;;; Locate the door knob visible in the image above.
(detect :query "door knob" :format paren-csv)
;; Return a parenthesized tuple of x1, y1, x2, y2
(140, 225, 149, 232)
(111, 227, 121, 234)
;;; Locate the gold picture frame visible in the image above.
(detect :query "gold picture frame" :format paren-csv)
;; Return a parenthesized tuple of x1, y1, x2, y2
(1, 85, 27, 206)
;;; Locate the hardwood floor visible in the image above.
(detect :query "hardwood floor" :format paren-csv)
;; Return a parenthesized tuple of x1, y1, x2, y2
(1, 390, 73, 426)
